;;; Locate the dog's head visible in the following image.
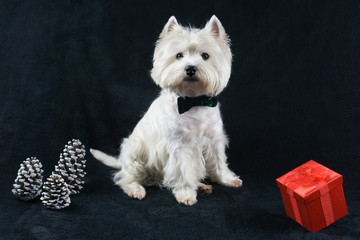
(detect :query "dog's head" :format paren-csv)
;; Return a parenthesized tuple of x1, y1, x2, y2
(151, 16, 232, 97)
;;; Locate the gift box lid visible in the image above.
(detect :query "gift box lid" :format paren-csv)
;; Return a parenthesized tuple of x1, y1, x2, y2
(276, 160, 343, 203)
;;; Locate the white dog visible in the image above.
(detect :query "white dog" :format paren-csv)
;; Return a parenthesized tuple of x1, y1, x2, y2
(90, 15, 242, 205)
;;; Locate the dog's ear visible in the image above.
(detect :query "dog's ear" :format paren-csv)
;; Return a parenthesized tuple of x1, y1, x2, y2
(160, 16, 180, 38)
(205, 15, 228, 41)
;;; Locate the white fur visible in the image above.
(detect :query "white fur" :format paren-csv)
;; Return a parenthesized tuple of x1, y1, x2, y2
(91, 15, 242, 206)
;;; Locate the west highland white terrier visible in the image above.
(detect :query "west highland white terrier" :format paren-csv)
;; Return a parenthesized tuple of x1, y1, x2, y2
(90, 15, 242, 205)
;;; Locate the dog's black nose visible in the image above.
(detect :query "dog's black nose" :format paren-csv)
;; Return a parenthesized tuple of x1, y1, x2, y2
(185, 66, 197, 76)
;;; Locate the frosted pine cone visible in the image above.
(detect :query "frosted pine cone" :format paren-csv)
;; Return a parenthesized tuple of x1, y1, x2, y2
(41, 173, 71, 210)
(12, 157, 43, 201)
(55, 139, 86, 194)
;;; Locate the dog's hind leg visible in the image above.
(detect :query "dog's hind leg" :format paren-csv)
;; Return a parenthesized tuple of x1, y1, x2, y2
(205, 139, 243, 188)
(113, 137, 148, 200)
(197, 182, 212, 196)
(113, 169, 147, 200)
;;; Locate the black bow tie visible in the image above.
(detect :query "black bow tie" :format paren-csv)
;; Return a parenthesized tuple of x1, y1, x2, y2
(177, 95, 218, 114)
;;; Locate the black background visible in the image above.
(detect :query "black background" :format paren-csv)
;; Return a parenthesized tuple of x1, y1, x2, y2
(1, 0, 360, 239)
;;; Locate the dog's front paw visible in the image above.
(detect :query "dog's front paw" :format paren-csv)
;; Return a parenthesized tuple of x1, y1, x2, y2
(174, 188, 197, 206)
(176, 196, 198, 206)
(126, 184, 146, 200)
(222, 177, 243, 188)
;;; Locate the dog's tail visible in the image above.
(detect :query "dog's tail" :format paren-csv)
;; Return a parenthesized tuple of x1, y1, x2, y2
(90, 148, 121, 169)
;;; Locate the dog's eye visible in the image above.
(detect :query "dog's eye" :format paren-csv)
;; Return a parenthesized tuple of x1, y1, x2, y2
(201, 53, 209, 60)
(176, 53, 183, 60)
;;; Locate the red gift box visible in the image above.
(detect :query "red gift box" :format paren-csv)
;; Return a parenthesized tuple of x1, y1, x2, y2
(276, 160, 348, 232)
